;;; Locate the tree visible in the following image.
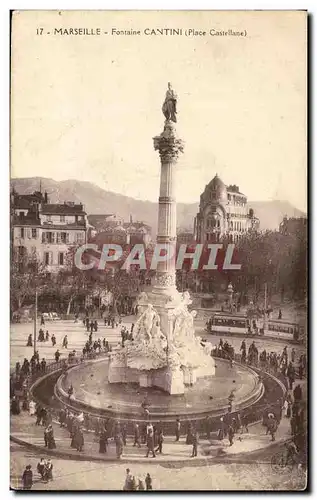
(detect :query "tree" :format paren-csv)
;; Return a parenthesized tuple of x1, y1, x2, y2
(10, 249, 46, 314)
(54, 244, 95, 315)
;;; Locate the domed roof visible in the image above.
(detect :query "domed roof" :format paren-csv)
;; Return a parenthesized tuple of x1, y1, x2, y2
(208, 174, 226, 189)
(204, 174, 227, 203)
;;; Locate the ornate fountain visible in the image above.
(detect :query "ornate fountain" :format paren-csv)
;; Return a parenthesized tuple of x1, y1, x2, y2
(108, 84, 215, 394)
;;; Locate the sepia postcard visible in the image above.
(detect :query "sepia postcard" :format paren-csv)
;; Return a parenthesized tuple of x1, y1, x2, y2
(10, 10, 307, 491)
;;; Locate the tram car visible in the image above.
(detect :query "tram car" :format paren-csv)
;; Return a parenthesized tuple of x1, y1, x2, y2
(206, 314, 250, 335)
(266, 319, 305, 343)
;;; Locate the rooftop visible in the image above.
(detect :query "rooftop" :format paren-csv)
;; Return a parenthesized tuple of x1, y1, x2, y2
(41, 203, 86, 215)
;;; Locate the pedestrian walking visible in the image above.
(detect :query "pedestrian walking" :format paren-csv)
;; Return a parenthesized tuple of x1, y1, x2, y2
(267, 415, 278, 442)
(155, 429, 164, 454)
(218, 417, 225, 440)
(145, 473, 152, 490)
(122, 424, 127, 446)
(115, 434, 123, 459)
(133, 423, 141, 448)
(146, 425, 156, 458)
(191, 429, 198, 457)
(44, 459, 53, 482)
(138, 479, 145, 490)
(37, 458, 45, 480)
(228, 424, 234, 446)
(99, 428, 108, 454)
(22, 465, 33, 490)
(123, 469, 133, 491)
(46, 424, 56, 449)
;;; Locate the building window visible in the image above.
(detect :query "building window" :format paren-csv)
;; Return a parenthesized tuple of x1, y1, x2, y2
(76, 232, 84, 244)
(32, 228, 37, 239)
(44, 252, 52, 266)
(58, 252, 64, 266)
(47, 215, 52, 222)
(60, 215, 65, 223)
(20, 227, 24, 239)
(61, 232, 69, 244)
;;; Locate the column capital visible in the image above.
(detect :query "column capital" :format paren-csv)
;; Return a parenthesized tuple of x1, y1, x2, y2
(153, 120, 184, 163)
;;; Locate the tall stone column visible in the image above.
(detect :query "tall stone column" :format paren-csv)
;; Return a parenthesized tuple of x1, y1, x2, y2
(153, 119, 184, 297)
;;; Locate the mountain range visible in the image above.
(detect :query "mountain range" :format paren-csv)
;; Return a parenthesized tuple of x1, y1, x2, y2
(11, 177, 306, 233)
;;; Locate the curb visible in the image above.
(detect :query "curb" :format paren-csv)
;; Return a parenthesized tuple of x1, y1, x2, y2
(10, 433, 289, 468)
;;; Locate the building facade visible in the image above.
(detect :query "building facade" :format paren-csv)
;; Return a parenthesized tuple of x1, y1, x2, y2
(88, 214, 152, 247)
(279, 216, 307, 237)
(12, 190, 88, 272)
(194, 174, 259, 243)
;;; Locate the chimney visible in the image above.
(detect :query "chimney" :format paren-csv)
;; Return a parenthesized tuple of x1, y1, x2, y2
(130, 214, 133, 224)
(44, 191, 48, 204)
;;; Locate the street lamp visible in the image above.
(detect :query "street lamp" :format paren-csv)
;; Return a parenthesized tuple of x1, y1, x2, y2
(33, 290, 38, 355)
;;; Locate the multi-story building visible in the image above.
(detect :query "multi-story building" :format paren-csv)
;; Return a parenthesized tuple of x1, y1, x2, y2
(194, 174, 259, 243)
(11, 189, 88, 272)
(177, 230, 195, 245)
(279, 216, 307, 237)
(88, 214, 152, 247)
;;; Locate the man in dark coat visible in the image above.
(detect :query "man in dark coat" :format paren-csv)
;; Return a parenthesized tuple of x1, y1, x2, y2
(155, 429, 164, 454)
(99, 428, 108, 453)
(293, 384, 303, 402)
(115, 434, 123, 459)
(145, 473, 152, 490)
(287, 362, 296, 390)
(75, 427, 84, 452)
(122, 425, 127, 446)
(37, 459, 45, 480)
(45, 424, 56, 449)
(191, 429, 198, 457)
(22, 465, 33, 490)
(175, 418, 181, 441)
(228, 424, 235, 446)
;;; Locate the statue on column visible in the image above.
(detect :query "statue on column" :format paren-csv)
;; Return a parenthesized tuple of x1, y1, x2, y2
(162, 82, 177, 123)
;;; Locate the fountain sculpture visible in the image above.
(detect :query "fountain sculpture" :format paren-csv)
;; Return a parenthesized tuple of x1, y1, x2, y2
(108, 84, 215, 394)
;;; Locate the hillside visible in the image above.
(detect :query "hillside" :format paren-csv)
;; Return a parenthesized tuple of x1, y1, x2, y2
(11, 177, 306, 233)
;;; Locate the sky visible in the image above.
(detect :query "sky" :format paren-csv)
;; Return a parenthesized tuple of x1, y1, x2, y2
(11, 10, 307, 211)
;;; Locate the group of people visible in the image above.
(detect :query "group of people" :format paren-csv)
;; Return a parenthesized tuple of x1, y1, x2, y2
(123, 469, 152, 491)
(11, 352, 48, 406)
(215, 337, 307, 390)
(26, 328, 57, 348)
(104, 316, 118, 329)
(36, 328, 50, 343)
(82, 336, 111, 358)
(211, 339, 235, 362)
(121, 324, 135, 346)
(84, 317, 99, 333)
(21, 459, 54, 490)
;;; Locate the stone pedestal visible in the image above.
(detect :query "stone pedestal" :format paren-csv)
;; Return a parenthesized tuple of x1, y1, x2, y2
(163, 367, 185, 395)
